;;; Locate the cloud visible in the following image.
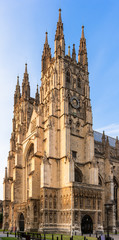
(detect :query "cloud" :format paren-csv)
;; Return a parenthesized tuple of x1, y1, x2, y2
(96, 123, 119, 138)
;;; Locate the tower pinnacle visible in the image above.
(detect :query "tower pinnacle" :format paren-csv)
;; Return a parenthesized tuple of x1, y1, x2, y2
(25, 63, 27, 73)
(59, 8, 61, 22)
(72, 44, 76, 61)
(55, 8, 64, 40)
(55, 9, 65, 58)
(81, 25, 85, 38)
(68, 46, 70, 57)
(45, 32, 48, 44)
(35, 84, 39, 105)
(14, 76, 21, 106)
(22, 63, 30, 100)
(42, 32, 51, 74)
(78, 25, 88, 68)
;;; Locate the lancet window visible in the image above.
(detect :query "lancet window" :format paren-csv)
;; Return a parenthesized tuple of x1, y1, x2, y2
(26, 144, 34, 198)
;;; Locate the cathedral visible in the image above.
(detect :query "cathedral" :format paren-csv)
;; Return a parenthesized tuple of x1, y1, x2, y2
(3, 9, 119, 234)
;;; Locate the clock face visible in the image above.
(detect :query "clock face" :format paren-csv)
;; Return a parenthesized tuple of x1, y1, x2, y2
(70, 96, 80, 109)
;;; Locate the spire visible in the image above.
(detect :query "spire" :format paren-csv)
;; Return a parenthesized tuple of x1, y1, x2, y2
(22, 63, 30, 100)
(14, 76, 21, 106)
(72, 44, 76, 61)
(42, 32, 51, 74)
(35, 84, 39, 105)
(55, 9, 65, 58)
(78, 26, 88, 68)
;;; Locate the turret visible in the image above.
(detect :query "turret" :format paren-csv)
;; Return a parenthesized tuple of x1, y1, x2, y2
(78, 26, 88, 69)
(14, 76, 21, 106)
(42, 32, 51, 74)
(54, 9, 65, 58)
(22, 63, 30, 100)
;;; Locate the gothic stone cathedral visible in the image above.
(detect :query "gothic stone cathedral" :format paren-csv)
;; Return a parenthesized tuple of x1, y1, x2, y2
(3, 9, 119, 234)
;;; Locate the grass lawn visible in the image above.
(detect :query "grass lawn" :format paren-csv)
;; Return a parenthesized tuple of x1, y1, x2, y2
(44, 235, 97, 240)
(1, 238, 17, 240)
(0, 234, 97, 240)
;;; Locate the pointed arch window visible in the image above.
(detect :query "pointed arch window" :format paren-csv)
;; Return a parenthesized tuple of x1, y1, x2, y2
(26, 143, 34, 198)
(66, 70, 70, 83)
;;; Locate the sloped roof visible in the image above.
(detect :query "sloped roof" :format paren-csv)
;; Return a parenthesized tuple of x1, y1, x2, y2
(94, 131, 116, 147)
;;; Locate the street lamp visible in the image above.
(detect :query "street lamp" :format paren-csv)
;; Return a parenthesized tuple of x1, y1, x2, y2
(104, 203, 113, 239)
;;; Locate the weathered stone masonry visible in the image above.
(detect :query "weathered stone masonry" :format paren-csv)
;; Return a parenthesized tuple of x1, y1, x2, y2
(3, 9, 119, 234)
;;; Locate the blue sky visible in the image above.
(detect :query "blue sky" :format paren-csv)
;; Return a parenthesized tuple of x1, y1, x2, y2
(0, 0, 119, 199)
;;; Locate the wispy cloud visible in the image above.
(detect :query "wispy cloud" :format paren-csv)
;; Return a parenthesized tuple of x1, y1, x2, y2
(96, 123, 119, 138)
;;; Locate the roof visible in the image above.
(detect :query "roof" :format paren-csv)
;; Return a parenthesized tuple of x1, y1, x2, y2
(94, 131, 116, 147)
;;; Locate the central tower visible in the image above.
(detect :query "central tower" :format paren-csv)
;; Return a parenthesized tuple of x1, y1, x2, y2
(3, 9, 102, 234)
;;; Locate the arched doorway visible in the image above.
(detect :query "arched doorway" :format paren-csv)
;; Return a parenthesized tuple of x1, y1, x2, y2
(19, 213, 24, 231)
(81, 215, 93, 234)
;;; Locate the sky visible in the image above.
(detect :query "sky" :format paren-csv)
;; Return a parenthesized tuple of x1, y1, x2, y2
(0, 0, 119, 200)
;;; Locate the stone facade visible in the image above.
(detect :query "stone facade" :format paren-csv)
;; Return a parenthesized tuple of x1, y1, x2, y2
(3, 9, 119, 234)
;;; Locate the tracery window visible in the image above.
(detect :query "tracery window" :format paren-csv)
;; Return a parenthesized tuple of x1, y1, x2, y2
(66, 70, 70, 83)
